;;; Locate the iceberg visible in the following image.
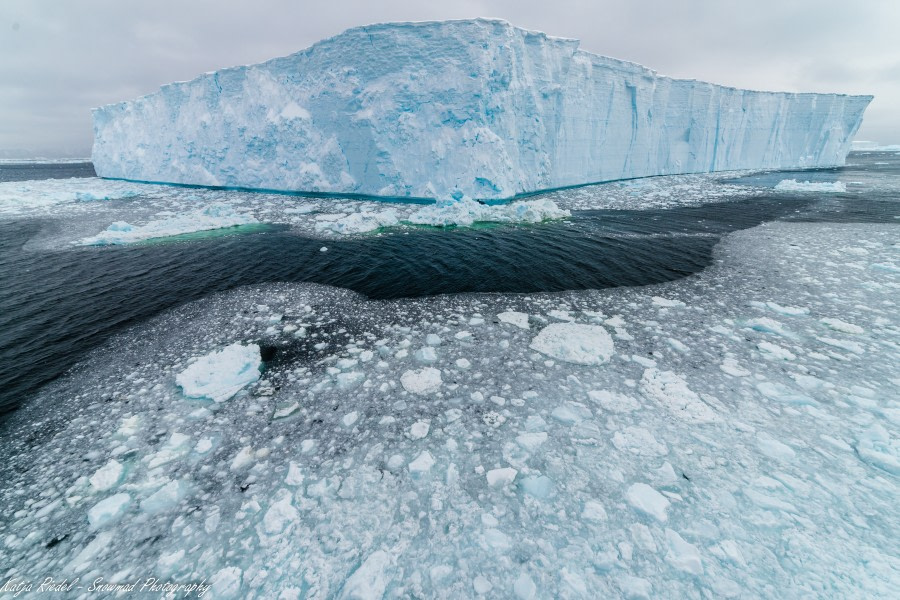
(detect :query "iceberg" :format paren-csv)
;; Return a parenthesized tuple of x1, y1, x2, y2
(92, 19, 872, 201)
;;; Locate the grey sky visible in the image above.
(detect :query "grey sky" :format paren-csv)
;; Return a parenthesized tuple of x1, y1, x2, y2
(2, 0, 898, 157)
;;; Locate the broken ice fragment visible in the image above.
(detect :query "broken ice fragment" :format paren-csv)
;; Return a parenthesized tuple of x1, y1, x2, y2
(176, 342, 262, 402)
(625, 483, 670, 522)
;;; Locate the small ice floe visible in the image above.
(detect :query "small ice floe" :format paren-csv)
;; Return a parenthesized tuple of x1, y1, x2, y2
(820, 317, 864, 334)
(497, 311, 530, 329)
(625, 483, 670, 522)
(400, 367, 442, 394)
(855, 424, 899, 475)
(87, 493, 131, 529)
(640, 369, 719, 423)
(314, 209, 399, 234)
(77, 203, 258, 245)
(529, 323, 614, 365)
(406, 194, 570, 227)
(176, 343, 262, 402)
(774, 179, 847, 192)
(664, 529, 703, 575)
(651, 296, 685, 308)
(89, 459, 124, 492)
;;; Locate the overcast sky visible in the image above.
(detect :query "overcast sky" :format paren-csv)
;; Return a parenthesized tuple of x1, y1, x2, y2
(2, 0, 898, 157)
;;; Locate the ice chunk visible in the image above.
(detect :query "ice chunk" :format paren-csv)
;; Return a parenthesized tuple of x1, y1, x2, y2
(625, 483, 670, 522)
(211, 567, 243, 599)
(400, 367, 442, 394)
(262, 490, 298, 535)
(855, 424, 899, 475)
(640, 369, 718, 423)
(140, 480, 187, 514)
(408, 420, 431, 440)
(341, 550, 393, 600)
(756, 433, 797, 461)
(513, 573, 537, 600)
(530, 323, 614, 365)
(408, 451, 435, 476)
(498, 311, 530, 329)
(87, 493, 131, 529)
(486, 467, 518, 488)
(89, 459, 124, 492)
(582, 500, 608, 522)
(820, 317, 864, 334)
(77, 204, 258, 245)
(407, 196, 569, 227)
(176, 343, 261, 402)
(664, 529, 703, 575)
(774, 180, 848, 192)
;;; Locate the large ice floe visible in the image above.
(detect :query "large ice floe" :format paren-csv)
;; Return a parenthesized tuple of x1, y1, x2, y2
(1, 220, 897, 598)
(92, 19, 871, 199)
(76, 203, 259, 245)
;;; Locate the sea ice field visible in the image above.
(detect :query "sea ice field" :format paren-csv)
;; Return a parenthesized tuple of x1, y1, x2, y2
(0, 152, 898, 598)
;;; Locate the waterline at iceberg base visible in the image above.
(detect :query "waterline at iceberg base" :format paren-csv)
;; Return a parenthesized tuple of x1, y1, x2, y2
(92, 19, 872, 201)
(0, 221, 897, 598)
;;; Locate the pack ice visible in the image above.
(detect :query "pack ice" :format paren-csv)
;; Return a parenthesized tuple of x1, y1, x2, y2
(92, 19, 871, 200)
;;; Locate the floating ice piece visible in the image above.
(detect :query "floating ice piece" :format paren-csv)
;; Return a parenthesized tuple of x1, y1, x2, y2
(77, 203, 258, 245)
(141, 480, 188, 514)
(640, 369, 719, 423)
(88, 493, 131, 529)
(774, 179, 848, 192)
(408, 451, 435, 476)
(757, 341, 796, 360)
(520, 475, 554, 499)
(176, 343, 262, 402)
(652, 296, 685, 308)
(211, 567, 243, 599)
(588, 389, 640, 413)
(855, 424, 899, 475)
(486, 467, 518, 488)
(513, 573, 537, 600)
(515, 431, 548, 452)
(314, 209, 399, 234)
(756, 433, 797, 461)
(719, 357, 751, 377)
(820, 317, 864, 334)
(626, 483, 670, 522)
(262, 490, 299, 535)
(408, 420, 431, 440)
(400, 367, 442, 394)
(89, 459, 124, 492)
(407, 196, 570, 227)
(498, 311, 530, 329)
(582, 500, 608, 522)
(530, 323, 614, 365)
(664, 529, 703, 575)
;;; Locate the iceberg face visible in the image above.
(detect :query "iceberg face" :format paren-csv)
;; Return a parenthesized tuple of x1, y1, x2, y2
(92, 19, 872, 200)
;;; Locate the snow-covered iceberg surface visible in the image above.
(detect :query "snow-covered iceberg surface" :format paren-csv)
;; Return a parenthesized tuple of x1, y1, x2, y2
(92, 19, 872, 200)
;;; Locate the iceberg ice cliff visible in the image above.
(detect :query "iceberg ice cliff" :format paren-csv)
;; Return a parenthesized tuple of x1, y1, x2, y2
(92, 19, 872, 200)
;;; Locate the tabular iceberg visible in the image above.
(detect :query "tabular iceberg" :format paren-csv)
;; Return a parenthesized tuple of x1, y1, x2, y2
(92, 19, 872, 200)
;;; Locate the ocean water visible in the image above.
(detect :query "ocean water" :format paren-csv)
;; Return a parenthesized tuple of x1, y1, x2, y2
(0, 154, 898, 598)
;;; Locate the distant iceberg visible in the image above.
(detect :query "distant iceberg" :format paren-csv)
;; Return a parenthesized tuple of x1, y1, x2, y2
(92, 19, 872, 200)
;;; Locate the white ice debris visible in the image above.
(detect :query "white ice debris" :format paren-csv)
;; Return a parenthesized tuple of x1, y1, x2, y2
(87, 493, 131, 529)
(640, 369, 719, 423)
(89, 459, 124, 492)
(625, 483, 670, 522)
(774, 179, 848, 192)
(664, 529, 704, 575)
(529, 323, 615, 365)
(77, 203, 258, 245)
(176, 342, 262, 402)
(408, 451, 435, 476)
(400, 367, 442, 394)
(498, 311, 530, 329)
(406, 196, 570, 227)
(486, 467, 518, 487)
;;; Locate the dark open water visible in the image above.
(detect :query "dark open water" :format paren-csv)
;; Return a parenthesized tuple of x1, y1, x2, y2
(0, 154, 898, 420)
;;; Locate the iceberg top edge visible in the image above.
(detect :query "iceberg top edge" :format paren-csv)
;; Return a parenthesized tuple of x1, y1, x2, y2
(90, 19, 872, 113)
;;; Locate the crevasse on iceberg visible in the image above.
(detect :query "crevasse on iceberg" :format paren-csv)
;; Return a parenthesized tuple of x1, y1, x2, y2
(92, 19, 872, 200)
